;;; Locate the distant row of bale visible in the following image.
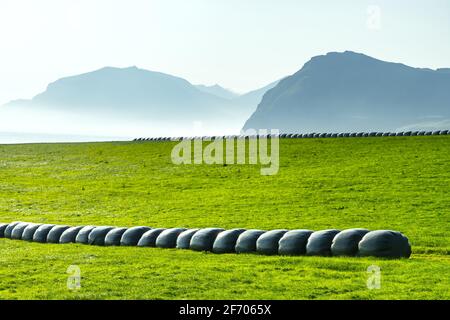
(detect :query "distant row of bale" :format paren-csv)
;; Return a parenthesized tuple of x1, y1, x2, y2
(0, 221, 411, 258)
(133, 130, 450, 142)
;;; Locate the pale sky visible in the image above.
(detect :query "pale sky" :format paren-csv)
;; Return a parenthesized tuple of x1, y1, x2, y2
(0, 0, 449, 106)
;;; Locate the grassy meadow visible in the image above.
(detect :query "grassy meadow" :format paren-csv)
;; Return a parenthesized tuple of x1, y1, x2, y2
(0, 136, 449, 299)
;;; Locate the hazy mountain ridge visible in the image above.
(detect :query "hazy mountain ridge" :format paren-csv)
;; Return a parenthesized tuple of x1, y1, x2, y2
(1, 66, 275, 137)
(244, 51, 450, 133)
(195, 84, 239, 100)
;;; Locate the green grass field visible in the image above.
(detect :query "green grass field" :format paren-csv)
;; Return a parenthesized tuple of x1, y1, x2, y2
(0, 136, 449, 299)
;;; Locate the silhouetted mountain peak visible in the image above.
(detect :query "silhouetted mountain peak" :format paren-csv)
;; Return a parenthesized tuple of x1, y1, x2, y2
(244, 51, 450, 133)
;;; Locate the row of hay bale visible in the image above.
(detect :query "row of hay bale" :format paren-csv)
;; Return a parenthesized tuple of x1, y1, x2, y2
(133, 130, 450, 142)
(0, 222, 411, 258)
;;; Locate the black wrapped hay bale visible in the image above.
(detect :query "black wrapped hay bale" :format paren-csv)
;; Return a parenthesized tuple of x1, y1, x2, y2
(256, 229, 288, 255)
(60, 226, 84, 244)
(33, 224, 56, 243)
(176, 229, 200, 249)
(358, 230, 411, 258)
(4, 221, 21, 239)
(47, 225, 70, 243)
(331, 228, 370, 256)
(75, 226, 97, 244)
(212, 229, 246, 254)
(121, 226, 151, 246)
(235, 230, 266, 253)
(155, 228, 187, 248)
(278, 230, 314, 255)
(190, 228, 225, 252)
(11, 222, 30, 240)
(306, 229, 341, 256)
(22, 223, 42, 241)
(0, 223, 9, 237)
(88, 226, 114, 246)
(104, 227, 128, 246)
(137, 228, 166, 247)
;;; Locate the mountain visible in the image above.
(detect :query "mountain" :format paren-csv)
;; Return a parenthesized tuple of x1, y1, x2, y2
(1, 66, 276, 137)
(233, 79, 280, 111)
(195, 84, 239, 100)
(243, 51, 450, 133)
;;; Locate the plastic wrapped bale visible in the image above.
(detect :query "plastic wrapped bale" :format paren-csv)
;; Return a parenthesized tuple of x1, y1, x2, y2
(60, 226, 84, 244)
(404, 131, 412, 136)
(411, 131, 419, 136)
(176, 229, 200, 249)
(0, 223, 9, 238)
(4, 221, 22, 239)
(358, 230, 411, 258)
(104, 227, 128, 246)
(418, 131, 425, 136)
(155, 228, 187, 248)
(137, 228, 166, 247)
(120, 226, 151, 246)
(235, 230, 266, 253)
(21, 224, 42, 241)
(331, 229, 370, 256)
(33, 224, 56, 243)
(306, 229, 341, 256)
(278, 230, 314, 255)
(88, 226, 114, 246)
(331, 133, 338, 138)
(190, 228, 225, 252)
(396, 132, 404, 136)
(212, 229, 246, 254)
(319, 133, 327, 138)
(256, 229, 288, 255)
(47, 225, 70, 243)
(432, 130, 440, 135)
(75, 226, 97, 244)
(349, 133, 357, 137)
(382, 132, 390, 137)
(440, 130, 449, 135)
(11, 222, 30, 240)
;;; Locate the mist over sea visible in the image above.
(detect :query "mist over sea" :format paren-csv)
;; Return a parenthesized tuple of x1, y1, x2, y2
(0, 132, 130, 144)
